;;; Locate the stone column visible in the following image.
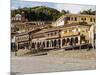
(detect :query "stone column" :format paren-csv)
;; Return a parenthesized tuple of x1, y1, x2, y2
(50, 40, 52, 48)
(78, 36, 81, 45)
(35, 42, 37, 49)
(29, 41, 31, 50)
(45, 40, 47, 49)
(48, 40, 50, 49)
(15, 42, 18, 56)
(52, 39, 54, 49)
(16, 42, 18, 51)
(49, 40, 51, 48)
(60, 38, 62, 48)
(56, 39, 58, 48)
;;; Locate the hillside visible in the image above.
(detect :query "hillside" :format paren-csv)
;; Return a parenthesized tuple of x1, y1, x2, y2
(11, 6, 65, 21)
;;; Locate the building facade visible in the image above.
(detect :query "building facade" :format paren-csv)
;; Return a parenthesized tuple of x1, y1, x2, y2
(15, 32, 30, 50)
(30, 24, 90, 50)
(14, 14, 96, 51)
(15, 24, 91, 50)
(11, 21, 53, 33)
(53, 14, 95, 26)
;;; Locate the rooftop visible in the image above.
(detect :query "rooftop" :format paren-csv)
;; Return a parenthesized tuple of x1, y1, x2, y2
(33, 24, 90, 34)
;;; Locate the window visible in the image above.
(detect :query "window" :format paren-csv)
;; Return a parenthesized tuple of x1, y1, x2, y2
(62, 39, 66, 46)
(50, 32, 56, 36)
(75, 17, 77, 21)
(66, 17, 70, 20)
(81, 18, 83, 20)
(80, 34, 85, 44)
(90, 18, 92, 22)
(51, 32, 53, 36)
(71, 17, 73, 20)
(48, 33, 50, 36)
(94, 18, 95, 22)
(84, 18, 86, 20)
(75, 37, 78, 43)
(55, 32, 57, 35)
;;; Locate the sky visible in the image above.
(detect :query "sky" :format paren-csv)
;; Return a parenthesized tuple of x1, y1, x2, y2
(11, 0, 96, 14)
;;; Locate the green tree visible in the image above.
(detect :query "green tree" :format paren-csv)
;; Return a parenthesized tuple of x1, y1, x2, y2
(79, 9, 96, 15)
(61, 10, 70, 14)
(11, 6, 69, 21)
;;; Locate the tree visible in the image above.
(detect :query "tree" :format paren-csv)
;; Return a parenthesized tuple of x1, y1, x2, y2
(79, 9, 96, 15)
(61, 10, 70, 14)
(11, 6, 70, 21)
(61, 10, 67, 14)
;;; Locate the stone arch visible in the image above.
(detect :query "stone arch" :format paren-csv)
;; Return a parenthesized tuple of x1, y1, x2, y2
(18, 43, 20, 49)
(37, 42, 40, 49)
(51, 40, 54, 47)
(75, 37, 78, 43)
(47, 41, 49, 47)
(62, 38, 66, 46)
(32, 42, 35, 48)
(18, 43, 25, 49)
(39, 42, 42, 48)
(58, 39, 61, 48)
(67, 38, 70, 43)
(80, 34, 86, 44)
(34, 42, 36, 49)
(25, 42, 29, 49)
(66, 38, 70, 45)
(43, 42, 45, 48)
(70, 38, 74, 46)
(54, 39, 57, 47)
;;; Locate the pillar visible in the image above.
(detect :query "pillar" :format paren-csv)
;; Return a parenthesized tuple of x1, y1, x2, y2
(78, 36, 81, 45)
(60, 38, 62, 48)
(16, 42, 18, 51)
(45, 41, 47, 48)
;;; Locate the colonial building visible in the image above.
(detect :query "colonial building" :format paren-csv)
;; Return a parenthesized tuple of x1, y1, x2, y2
(53, 14, 95, 26)
(14, 13, 96, 51)
(11, 21, 53, 33)
(15, 28, 42, 50)
(15, 24, 91, 50)
(30, 24, 90, 50)
(15, 32, 30, 50)
(11, 14, 22, 22)
(11, 12, 28, 22)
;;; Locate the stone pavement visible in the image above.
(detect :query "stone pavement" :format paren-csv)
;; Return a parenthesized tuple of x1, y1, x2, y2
(11, 53, 96, 74)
